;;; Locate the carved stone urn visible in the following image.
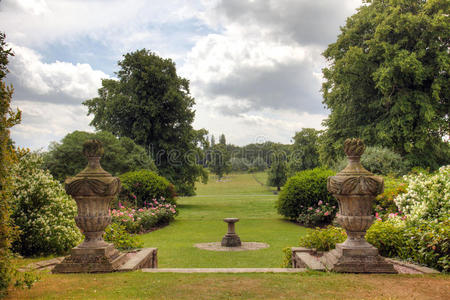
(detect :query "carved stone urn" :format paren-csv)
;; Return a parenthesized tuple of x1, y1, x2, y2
(53, 140, 128, 273)
(320, 138, 396, 273)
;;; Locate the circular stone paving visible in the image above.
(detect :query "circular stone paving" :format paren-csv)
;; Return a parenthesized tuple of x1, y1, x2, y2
(194, 242, 269, 252)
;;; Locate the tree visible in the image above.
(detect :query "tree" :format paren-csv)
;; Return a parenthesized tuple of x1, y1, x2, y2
(84, 49, 207, 195)
(219, 134, 226, 145)
(267, 158, 287, 191)
(209, 143, 231, 180)
(43, 131, 156, 182)
(288, 128, 321, 176)
(0, 32, 21, 297)
(320, 0, 450, 169)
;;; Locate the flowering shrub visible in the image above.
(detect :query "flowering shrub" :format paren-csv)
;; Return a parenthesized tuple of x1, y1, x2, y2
(277, 168, 336, 222)
(296, 201, 337, 226)
(373, 176, 407, 218)
(119, 170, 176, 207)
(394, 165, 449, 222)
(367, 217, 449, 272)
(10, 153, 82, 256)
(110, 197, 178, 233)
(104, 223, 142, 250)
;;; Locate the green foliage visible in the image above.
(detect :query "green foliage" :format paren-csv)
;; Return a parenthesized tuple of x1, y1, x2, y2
(367, 217, 449, 272)
(119, 170, 176, 208)
(104, 223, 143, 250)
(267, 159, 287, 191)
(249, 157, 267, 173)
(0, 32, 21, 297)
(229, 157, 250, 172)
(277, 168, 336, 220)
(10, 153, 82, 256)
(44, 130, 156, 182)
(299, 226, 346, 252)
(288, 128, 321, 176)
(374, 176, 406, 217)
(281, 247, 292, 268)
(296, 201, 337, 227)
(395, 165, 449, 223)
(334, 146, 409, 176)
(83, 49, 207, 196)
(208, 144, 231, 180)
(320, 0, 450, 169)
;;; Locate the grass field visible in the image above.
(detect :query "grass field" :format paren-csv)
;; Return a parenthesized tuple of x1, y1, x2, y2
(6, 172, 450, 299)
(139, 172, 307, 267)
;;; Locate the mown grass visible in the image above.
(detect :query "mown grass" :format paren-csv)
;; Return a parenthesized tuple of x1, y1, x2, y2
(140, 172, 306, 267)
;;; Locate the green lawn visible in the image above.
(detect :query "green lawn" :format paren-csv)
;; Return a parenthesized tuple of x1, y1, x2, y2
(140, 172, 307, 267)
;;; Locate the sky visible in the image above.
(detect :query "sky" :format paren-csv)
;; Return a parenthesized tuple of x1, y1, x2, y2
(1, 0, 362, 150)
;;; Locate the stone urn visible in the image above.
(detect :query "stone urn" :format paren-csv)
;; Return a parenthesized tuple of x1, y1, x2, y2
(53, 140, 128, 273)
(320, 138, 396, 273)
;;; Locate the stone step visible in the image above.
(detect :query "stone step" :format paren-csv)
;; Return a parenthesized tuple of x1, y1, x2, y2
(295, 252, 326, 271)
(142, 268, 307, 273)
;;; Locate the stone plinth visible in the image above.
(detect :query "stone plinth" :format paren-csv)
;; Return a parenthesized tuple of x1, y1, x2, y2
(53, 140, 158, 273)
(221, 218, 241, 247)
(320, 138, 396, 273)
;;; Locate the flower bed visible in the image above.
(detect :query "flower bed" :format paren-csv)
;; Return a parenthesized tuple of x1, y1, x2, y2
(110, 197, 178, 234)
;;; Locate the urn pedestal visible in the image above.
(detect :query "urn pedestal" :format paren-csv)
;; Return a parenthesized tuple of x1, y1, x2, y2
(221, 218, 241, 247)
(320, 138, 396, 273)
(52, 140, 156, 273)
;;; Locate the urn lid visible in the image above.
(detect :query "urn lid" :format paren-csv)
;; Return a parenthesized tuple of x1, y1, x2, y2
(64, 139, 118, 196)
(336, 138, 373, 177)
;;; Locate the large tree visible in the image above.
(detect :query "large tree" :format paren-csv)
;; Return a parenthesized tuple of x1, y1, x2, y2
(0, 32, 21, 297)
(320, 0, 449, 169)
(84, 49, 207, 195)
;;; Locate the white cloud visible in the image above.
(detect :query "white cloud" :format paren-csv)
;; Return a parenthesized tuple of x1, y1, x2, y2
(8, 44, 109, 103)
(10, 100, 93, 150)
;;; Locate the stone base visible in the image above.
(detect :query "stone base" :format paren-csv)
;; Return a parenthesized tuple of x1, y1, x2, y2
(53, 246, 158, 273)
(221, 234, 241, 247)
(320, 243, 397, 273)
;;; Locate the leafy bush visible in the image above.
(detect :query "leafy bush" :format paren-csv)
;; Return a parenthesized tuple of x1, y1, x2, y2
(281, 247, 292, 268)
(335, 146, 408, 176)
(394, 165, 449, 223)
(10, 153, 82, 256)
(298, 226, 346, 251)
(111, 198, 178, 233)
(119, 170, 176, 208)
(229, 157, 250, 172)
(373, 176, 407, 218)
(367, 217, 449, 272)
(104, 223, 142, 250)
(44, 130, 156, 182)
(277, 168, 336, 223)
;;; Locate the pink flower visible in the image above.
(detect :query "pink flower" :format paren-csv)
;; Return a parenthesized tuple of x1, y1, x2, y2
(151, 213, 155, 216)
(318, 201, 323, 205)
(139, 208, 144, 212)
(324, 211, 330, 216)
(173, 205, 176, 208)
(308, 207, 313, 211)
(315, 209, 320, 213)
(119, 212, 124, 216)
(132, 194, 137, 199)
(165, 204, 170, 208)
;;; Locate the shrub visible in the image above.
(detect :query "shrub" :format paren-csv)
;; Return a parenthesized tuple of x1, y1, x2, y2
(119, 170, 176, 208)
(281, 247, 292, 268)
(104, 223, 142, 250)
(394, 165, 449, 223)
(111, 198, 178, 233)
(10, 153, 82, 256)
(373, 176, 407, 218)
(334, 146, 408, 176)
(298, 226, 346, 251)
(367, 217, 449, 272)
(277, 168, 336, 222)
(296, 201, 337, 226)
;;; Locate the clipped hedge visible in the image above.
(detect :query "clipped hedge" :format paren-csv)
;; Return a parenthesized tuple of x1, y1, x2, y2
(119, 170, 176, 207)
(277, 168, 336, 221)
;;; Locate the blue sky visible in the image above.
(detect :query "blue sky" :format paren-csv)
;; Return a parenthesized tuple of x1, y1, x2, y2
(1, 0, 362, 150)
